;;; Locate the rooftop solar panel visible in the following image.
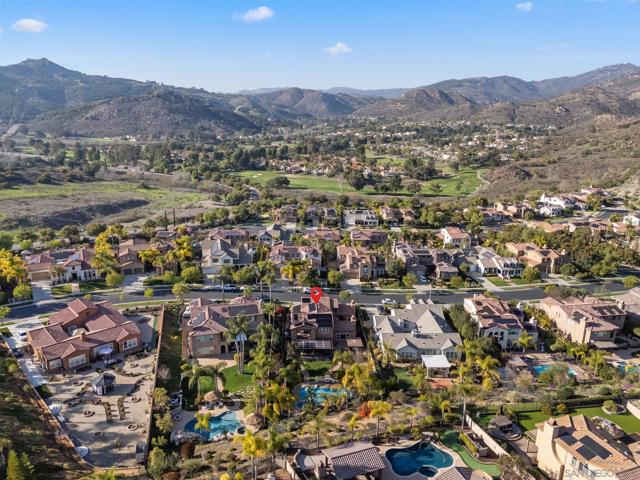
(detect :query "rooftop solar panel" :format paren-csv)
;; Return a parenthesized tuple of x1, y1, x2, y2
(581, 436, 611, 459)
(576, 445, 596, 460)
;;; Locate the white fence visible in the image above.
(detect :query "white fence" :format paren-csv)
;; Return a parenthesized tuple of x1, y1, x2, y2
(464, 414, 509, 457)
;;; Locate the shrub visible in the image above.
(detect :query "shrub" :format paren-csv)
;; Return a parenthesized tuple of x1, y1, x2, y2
(459, 432, 478, 457)
(556, 403, 568, 415)
(556, 386, 574, 401)
(598, 386, 612, 396)
(603, 400, 618, 414)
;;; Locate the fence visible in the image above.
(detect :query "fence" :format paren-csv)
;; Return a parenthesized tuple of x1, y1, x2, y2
(464, 414, 509, 457)
(144, 305, 167, 463)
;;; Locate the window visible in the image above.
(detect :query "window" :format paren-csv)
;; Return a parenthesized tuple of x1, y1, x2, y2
(319, 327, 330, 333)
(49, 359, 62, 369)
(122, 338, 138, 350)
(69, 354, 87, 368)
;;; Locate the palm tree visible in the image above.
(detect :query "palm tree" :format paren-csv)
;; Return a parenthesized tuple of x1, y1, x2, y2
(407, 406, 419, 430)
(234, 430, 267, 480)
(586, 349, 606, 376)
(226, 315, 250, 374)
(368, 400, 392, 438)
(348, 414, 359, 441)
(332, 349, 354, 375)
(302, 408, 329, 452)
(341, 363, 373, 400)
(476, 355, 500, 391)
(439, 399, 452, 425)
(516, 332, 534, 353)
(261, 382, 295, 422)
(266, 428, 290, 471)
(457, 338, 482, 367)
(194, 412, 211, 433)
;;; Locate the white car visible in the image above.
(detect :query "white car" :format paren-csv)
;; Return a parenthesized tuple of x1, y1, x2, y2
(302, 287, 312, 294)
(381, 298, 395, 305)
(17, 330, 28, 340)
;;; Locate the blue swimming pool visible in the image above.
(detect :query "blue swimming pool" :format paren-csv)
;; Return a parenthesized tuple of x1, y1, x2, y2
(532, 364, 577, 376)
(184, 411, 241, 442)
(385, 441, 453, 477)
(298, 385, 345, 406)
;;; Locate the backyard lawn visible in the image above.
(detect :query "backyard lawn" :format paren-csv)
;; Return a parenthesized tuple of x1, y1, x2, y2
(517, 406, 640, 434)
(198, 376, 216, 396)
(440, 430, 502, 478)
(305, 360, 333, 378)
(221, 364, 255, 394)
(394, 367, 414, 390)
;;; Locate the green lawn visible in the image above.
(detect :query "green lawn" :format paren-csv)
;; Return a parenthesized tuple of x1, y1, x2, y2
(51, 279, 108, 296)
(517, 407, 640, 434)
(394, 367, 414, 390)
(50, 284, 72, 296)
(440, 430, 503, 478)
(233, 168, 485, 198)
(487, 278, 509, 287)
(198, 376, 216, 396)
(305, 360, 333, 378)
(221, 364, 255, 394)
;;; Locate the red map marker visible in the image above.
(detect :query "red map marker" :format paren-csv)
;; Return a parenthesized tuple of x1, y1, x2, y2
(310, 287, 323, 304)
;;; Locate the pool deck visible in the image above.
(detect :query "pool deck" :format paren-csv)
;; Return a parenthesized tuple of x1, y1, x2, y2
(171, 397, 248, 441)
(378, 438, 467, 480)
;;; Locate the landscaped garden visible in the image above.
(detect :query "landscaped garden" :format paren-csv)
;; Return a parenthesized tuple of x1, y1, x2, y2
(440, 429, 503, 478)
(221, 364, 255, 394)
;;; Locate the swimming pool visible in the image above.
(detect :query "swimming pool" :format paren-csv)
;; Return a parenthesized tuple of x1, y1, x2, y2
(532, 364, 577, 376)
(385, 441, 453, 477)
(298, 385, 345, 406)
(184, 411, 241, 441)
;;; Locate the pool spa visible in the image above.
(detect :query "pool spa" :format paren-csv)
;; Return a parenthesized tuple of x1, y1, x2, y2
(184, 411, 242, 442)
(385, 441, 454, 477)
(532, 364, 577, 377)
(297, 385, 345, 407)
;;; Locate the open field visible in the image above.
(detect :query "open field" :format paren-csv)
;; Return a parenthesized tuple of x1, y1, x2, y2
(234, 168, 485, 197)
(0, 181, 211, 229)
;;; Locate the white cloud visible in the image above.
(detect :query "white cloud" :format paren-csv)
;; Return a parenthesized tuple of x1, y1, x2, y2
(515, 2, 534, 12)
(12, 18, 48, 32)
(238, 6, 274, 23)
(324, 41, 352, 56)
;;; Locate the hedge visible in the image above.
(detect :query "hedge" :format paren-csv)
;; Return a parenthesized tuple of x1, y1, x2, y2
(459, 432, 478, 456)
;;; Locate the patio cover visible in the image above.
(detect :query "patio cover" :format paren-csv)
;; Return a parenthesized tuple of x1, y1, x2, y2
(322, 442, 385, 480)
(421, 354, 452, 369)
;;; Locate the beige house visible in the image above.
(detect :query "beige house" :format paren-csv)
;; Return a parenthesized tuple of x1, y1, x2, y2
(337, 246, 385, 281)
(535, 414, 640, 480)
(539, 296, 626, 349)
(439, 227, 471, 249)
(504, 242, 568, 274)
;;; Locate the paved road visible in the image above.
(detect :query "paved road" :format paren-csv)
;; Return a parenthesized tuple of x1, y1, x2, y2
(4, 278, 628, 321)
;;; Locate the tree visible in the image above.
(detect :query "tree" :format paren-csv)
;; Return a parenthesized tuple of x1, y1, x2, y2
(623, 275, 640, 289)
(327, 270, 343, 287)
(406, 181, 422, 196)
(234, 430, 267, 480)
(12, 284, 32, 302)
(516, 331, 534, 353)
(338, 290, 351, 301)
(385, 259, 404, 278)
(226, 315, 250, 374)
(476, 355, 500, 391)
(6, 450, 25, 480)
(348, 414, 359, 441)
(194, 412, 211, 433)
(266, 428, 290, 471)
(449, 276, 464, 289)
(147, 447, 176, 480)
(144, 288, 154, 299)
(265, 176, 290, 190)
(346, 170, 367, 190)
(181, 265, 202, 284)
(302, 408, 329, 451)
(429, 182, 443, 195)
(105, 271, 124, 289)
(0, 305, 10, 325)
(522, 266, 541, 285)
(368, 400, 392, 438)
(402, 273, 417, 288)
(261, 382, 295, 422)
(560, 264, 577, 277)
(439, 399, 452, 425)
(172, 282, 190, 303)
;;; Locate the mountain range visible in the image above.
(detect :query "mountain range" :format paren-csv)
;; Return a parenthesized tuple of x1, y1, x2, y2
(2, 58, 640, 137)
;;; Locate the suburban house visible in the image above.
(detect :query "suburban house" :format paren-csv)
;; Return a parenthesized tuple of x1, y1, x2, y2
(25, 247, 98, 284)
(257, 223, 290, 245)
(470, 247, 523, 279)
(350, 229, 388, 248)
(380, 206, 403, 226)
(539, 296, 626, 349)
(504, 242, 568, 274)
(337, 246, 386, 281)
(183, 296, 264, 358)
(439, 227, 471, 249)
(539, 193, 576, 210)
(322, 207, 340, 226)
(270, 241, 322, 269)
(27, 298, 142, 372)
(318, 442, 386, 480)
(494, 202, 530, 219)
(434, 467, 491, 480)
(201, 238, 253, 275)
(343, 209, 379, 227)
(289, 296, 359, 351)
(117, 238, 148, 275)
(539, 205, 564, 217)
(206, 227, 251, 246)
(373, 302, 462, 367)
(305, 228, 341, 243)
(619, 287, 640, 321)
(275, 204, 299, 224)
(535, 414, 640, 480)
(463, 294, 535, 350)
(393, 242, 434, 277)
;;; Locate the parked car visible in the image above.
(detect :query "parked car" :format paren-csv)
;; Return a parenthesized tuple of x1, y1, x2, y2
(223, 284, 239, 291)
(302, 287, 311, 294)
(376, 305, 388, 314)
(381, 298, 395, 305)
(11, 348, 23, 358)
(17, 330, 28, 341)
(104, 358, 121, 367)
(419, 276, 428, 284)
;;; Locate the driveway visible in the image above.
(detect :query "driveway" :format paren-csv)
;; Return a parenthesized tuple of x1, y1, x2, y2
(6, 318, 45, 349)
(19, 356, 48, 387)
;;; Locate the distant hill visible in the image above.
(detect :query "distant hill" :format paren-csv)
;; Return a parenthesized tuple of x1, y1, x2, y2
(2, 58, 640, 137)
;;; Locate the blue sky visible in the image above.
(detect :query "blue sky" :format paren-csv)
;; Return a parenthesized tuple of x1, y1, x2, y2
(0, 0, 638, 92)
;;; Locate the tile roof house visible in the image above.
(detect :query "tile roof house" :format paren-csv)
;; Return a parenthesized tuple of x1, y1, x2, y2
(27, 298, 141, 372)
(504, 242, 568, 274)
(349, 229, 388, 248)
(183, 296, 264, 358)
(117, 238, 148, 275)
(305, 228, 341, 243)
(373, 301, 461, 362)
(337, 246, 385, 281)
(257, 223, 291, 245)
(275, 204, 299, 224)
(435, 467, 491, 480)
(469, 247, 523, 279)
(439, 227, 471, 249)
(269, 241, 322, 269)
(289, 296, 358, 351)
(201, 238, 253, 275)
(25, 248, 98, 284)
(380, 206, 403, 226)
(392, 242, 435, 277)
(618, 287, 640, 322)
(321, 442, 385, 480)
(463, 294, 535, 350)
(205, 227, 250, 246)
(343, 209, 379, 227)
(535, 414, 640, 480)
(539, 296, 626, 349)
